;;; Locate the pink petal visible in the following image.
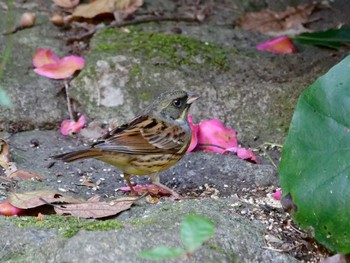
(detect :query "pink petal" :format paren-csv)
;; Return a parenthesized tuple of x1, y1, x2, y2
(60, 115, 86, 136)
(223, 147, 258, 163)
(256, 36, 296, 54)
(197, 119, 238, 153)
(32, 49, 60, 68)
(273, 188, 282, 200)
(34, 55, 85, 79)
(187, 115, 199, 152)
(236, 147, 258, 163)
(0, 200, 24, 216)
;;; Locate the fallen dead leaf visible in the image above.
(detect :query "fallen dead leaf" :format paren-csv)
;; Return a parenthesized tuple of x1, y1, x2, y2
(0, 139, 10, 169)
(236, 3, 318, 35)
(54, 196, 138, 218)
(9, 169, 43, 181)
(72, 0, 143, 19)
(119, 184, 171, 196)
(0, 139, 45, 181)
(8, 190, 82, 209)
(53, 0, 79, 9)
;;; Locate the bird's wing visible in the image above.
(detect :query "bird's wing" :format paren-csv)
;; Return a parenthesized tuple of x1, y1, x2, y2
(92, 115, 187, 154)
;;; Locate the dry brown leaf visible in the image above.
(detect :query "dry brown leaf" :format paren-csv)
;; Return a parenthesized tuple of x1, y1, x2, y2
(72, 0, 143, 19)
(8, 190, 82, 209)
(9, 169, 43, 181)
(53, 0, 79, 9)
(236, 3, 317, 34)
(54, 196, 137, 218)
(0, 139, 45, 181)
(0, 139, 10, 169)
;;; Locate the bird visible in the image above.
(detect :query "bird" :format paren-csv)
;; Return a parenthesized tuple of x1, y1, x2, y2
(54, 90, 198, 198)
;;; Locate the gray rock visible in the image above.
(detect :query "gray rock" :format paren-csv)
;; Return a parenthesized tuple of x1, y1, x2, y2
(0, 2, 68, 132)
(8, 130, 277, 199)
(0, 198, 298, 263)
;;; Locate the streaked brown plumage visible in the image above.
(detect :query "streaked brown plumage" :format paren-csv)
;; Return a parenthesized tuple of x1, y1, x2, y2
(54, 90, 198, 198)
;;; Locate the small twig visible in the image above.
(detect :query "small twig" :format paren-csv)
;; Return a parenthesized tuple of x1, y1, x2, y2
(64, 80, 74, 121)
(66, 15, 199, 43)
(262, 243, 303, 252)
(253, 142, 284, 168)
(259, 147, 277, 168)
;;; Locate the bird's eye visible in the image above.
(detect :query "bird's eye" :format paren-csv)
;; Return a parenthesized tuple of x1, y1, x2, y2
(172, 99, 182, 108)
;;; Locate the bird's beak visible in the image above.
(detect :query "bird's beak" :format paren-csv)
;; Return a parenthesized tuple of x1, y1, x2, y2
(186, 92, 199, 104)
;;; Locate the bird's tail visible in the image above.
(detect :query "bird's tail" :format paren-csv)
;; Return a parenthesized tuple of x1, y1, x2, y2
(53, 149, 101, 162)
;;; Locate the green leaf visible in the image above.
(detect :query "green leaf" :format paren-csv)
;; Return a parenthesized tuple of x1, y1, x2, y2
(181, 214, 215, 253)
(0, 88, 12, 107)
(138, 246, 184, 260)
(279, 55, 350, 253)
(293, 28, 350, 48)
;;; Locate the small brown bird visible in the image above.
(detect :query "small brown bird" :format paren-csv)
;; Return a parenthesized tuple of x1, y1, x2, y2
(54, 90, 198, 198)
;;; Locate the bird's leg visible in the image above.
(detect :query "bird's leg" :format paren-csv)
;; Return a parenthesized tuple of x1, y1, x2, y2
(124, 173, 137, 195)
(150, 173, 182, 200)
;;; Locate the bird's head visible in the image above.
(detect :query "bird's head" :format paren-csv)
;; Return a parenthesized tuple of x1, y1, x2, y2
(148, 90, 199, 123)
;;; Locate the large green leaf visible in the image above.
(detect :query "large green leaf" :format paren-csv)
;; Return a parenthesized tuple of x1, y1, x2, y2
(138, 246, 184, 260)
(181, 214, 215, 253)
(279, 55, 350, 253)
(293, 28, 350, 48)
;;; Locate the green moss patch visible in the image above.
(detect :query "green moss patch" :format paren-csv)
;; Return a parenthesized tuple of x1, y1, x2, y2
(92, 28, 230, 71)
(6, 215, 124, 238)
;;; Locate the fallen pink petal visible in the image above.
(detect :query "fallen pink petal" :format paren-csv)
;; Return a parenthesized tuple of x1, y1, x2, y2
(196, 119, 238, 153)
(224, 147, 258, 163)
(60, 115, 86, 136)
(0, 200, 24, 216)
(32, 49, 59, 68)
(256, 36, 296, 54)
(273, 188, 282, 200)
(187, 115, 199, 152)
(33, 49, 85, 79)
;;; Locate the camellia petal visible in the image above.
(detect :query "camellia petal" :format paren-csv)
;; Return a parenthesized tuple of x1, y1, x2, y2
(187, 115, 199, 152)
(196, 119, 238, 153)
(0, 200, 24, 216)
(256, 36, 296, 54)
(32, 49, 60, 68)
(273, 188, 282, 200)
(34, 56, 85, 79)
(236, 147, 258, 163)
(60, 115, 86, 136)
(223, 147, 258, 163)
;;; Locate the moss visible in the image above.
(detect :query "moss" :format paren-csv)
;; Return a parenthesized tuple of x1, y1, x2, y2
(6, 215, 124, 238)
(129, 217, 157, 227)
(92, 29, 230, 71)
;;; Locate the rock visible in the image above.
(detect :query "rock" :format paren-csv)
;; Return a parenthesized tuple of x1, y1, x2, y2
(70, 26, 348, 145)
(0, 198, 298, 263)
(8, 130, 277, 199)
(0, 2, 70, 132)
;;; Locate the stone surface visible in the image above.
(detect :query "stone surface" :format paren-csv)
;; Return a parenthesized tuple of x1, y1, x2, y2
(0, 198, 298, 263)
(7, 130, 277, 199)
(0, 2, 69, 132)
(1, 1, 350, 262)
